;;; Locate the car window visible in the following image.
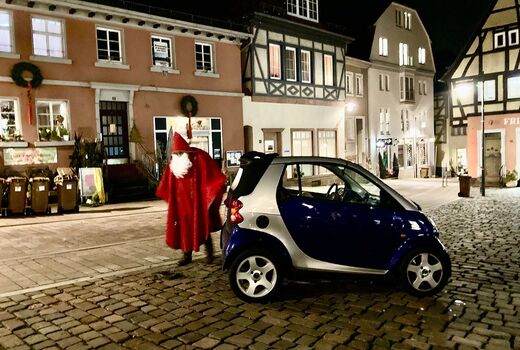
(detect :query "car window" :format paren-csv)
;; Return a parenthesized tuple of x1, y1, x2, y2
(279, 162, 381, 207)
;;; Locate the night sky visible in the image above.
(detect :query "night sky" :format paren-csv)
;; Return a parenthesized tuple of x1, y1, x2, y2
(88, 0, 495, 77)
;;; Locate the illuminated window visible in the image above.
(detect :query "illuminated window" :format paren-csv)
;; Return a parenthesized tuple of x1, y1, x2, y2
(418, 47, 426, 64)
(477, 80, 496, 101)
(507, 76, 520, 98)
(285, 47, 297, 81)
(318, 130, 336, 158)
(151, 35, 173, 68)
(324, 54, 334, 86)
(378, 37, 388, 56)
(287, 0, 318, 22)
(32, 17, 65, 58)
(399, 43, 409, 66)
(269, 44, 281, 79)
(0, 98, 21, 140)
(0, 10, 14, 53)
(300, 50, 311, 83)
(36, 100, 70, 141)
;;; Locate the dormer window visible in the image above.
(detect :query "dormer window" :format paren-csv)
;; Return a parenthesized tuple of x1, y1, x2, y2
(287, 0, 318, 22)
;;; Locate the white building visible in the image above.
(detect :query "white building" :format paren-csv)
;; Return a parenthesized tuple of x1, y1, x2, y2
(350, 2, 436, 178)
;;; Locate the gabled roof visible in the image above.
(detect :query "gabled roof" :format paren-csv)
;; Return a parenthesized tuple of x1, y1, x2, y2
(440, 0, 497, 82)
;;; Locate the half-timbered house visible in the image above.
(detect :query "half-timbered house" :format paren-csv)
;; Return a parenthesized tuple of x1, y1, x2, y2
(444, 0, 519, 184)
(241, 2, 353, 160)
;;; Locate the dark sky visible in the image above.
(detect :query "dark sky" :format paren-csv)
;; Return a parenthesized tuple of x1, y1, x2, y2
(89, 0, 495, 75)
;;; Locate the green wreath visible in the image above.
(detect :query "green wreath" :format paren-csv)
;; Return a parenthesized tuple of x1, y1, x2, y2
(180, 95, 198, 117)
(11, 62, 43, 88)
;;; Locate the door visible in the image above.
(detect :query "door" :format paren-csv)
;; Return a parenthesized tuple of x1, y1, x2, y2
(100, 101, 129, 160)
(484, 132, 501, 183)
(277, 162, 402, 269)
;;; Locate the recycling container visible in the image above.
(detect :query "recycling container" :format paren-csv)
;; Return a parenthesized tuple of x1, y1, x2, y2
(30, 177, 50, 214)
(6, 177, 26, 215)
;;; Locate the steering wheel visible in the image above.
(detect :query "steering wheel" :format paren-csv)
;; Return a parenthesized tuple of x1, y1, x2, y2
(326, 183, 340, 200)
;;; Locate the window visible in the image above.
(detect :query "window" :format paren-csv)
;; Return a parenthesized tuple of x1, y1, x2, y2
(404, 11, 412, 30)
(477, 80, 496, 101)
(346, 72, 354, 95)
(292, 130, 313, 176)
(509, 29, 519, 46)
(269, 44, 281, 79)
(494, 32, 506, 49)
(285, 47, 297, 81)
(507, 76, 520, 98)
(195, 42, 214, 72)
(418, 47, 426, 64)
(379, 74, 390, 91)
(0, 98, 20, 140)
(318, 130, 336, 158)
(324, 54, 334, 86)
(32, 17, 65, 58)
(406, 142, 413, 167)
(36, 100, 70, 141)
(355, 74, 363, 96)
(378, 37, 388, 56)
(379, 109, 385, 135)
(287, 0, 318, 22)
(0, 10, 13, 53)
(151, 35, 173, 68)
(399, 43, 409, 66)
(400, 75, 414, 101)
(418, 80, 427, 95)
(385, 109, 390, 134)
(400, 110, 407, 131)
(301, 50, 311, 83)
(396, 10, 412, 30)
(97, 27, 122, 62)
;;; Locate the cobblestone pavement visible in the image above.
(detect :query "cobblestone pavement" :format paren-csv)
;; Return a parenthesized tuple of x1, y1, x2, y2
(0, 188, 518, 349)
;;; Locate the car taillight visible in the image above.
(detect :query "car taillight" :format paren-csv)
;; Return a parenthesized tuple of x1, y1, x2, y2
(229, 199, 244, 224)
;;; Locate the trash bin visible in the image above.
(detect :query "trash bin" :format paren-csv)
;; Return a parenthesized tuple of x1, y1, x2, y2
(30, 177, 50, 215)
(458, 175, 471, 197)
(55, 168, 79, 213)
(420, 167, 429, 178)
(6, 177, 26, 216)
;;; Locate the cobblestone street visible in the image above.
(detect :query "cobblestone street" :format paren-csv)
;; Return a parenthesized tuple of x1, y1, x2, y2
(0, 187, 518, 349)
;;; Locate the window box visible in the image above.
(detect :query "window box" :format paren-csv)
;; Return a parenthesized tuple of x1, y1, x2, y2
(0, 141, 28, 148)
(34, 140, 74, 147)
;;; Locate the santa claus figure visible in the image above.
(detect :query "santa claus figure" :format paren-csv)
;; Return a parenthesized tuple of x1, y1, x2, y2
(156, 132, 226, 266)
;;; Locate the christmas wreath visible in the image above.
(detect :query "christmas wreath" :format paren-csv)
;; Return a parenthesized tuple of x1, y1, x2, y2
(11, 62, 43, 88)
(180, 95, 198, 117)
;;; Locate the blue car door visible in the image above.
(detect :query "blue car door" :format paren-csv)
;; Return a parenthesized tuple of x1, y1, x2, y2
(278, 163, 403, 270)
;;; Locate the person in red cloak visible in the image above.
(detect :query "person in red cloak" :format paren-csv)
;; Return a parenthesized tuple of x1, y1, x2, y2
(156, 132, 226, 266)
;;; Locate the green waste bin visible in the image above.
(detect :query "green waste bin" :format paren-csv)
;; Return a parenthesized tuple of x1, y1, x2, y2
(30, 177, 50, 215)
(458, 175, 471, 197)
(6, 177, 26, 216)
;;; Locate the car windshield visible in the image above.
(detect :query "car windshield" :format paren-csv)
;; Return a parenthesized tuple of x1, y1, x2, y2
(280, 162, 381, 206)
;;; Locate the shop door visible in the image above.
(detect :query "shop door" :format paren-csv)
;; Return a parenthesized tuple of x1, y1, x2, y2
(484, 132, 501, 183)
(100, 101, 129, 160)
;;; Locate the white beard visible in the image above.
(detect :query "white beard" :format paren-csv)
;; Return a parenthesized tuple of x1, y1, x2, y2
(170, 153, 193, 178)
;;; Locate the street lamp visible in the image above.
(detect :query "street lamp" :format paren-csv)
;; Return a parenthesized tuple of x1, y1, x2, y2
(479, 81, 485, 196)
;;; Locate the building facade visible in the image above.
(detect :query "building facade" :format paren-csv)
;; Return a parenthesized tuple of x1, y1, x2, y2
(364, 3, 436, 178)
(445, 0, 519, 183)
(345, 56, 370, 168)
(0, 0, 248, 177)
(241, 4, 352, 161)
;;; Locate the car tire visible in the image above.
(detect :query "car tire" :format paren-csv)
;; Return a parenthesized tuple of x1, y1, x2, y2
(229, 249, 283, 303)
(399, 248, 450, 297)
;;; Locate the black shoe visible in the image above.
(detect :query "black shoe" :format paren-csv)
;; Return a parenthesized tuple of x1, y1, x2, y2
(177, 252, 192, 266)
(205, 237, 214, 264)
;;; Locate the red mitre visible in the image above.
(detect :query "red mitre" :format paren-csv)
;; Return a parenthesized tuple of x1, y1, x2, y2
(171, 132, 191, 153)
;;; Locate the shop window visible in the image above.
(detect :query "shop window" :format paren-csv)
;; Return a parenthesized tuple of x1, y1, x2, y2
(292, 130, 313, 175)
(36, 100, 70, 141)
(0, 98, 21, 141)
(318, 130, 336, 158)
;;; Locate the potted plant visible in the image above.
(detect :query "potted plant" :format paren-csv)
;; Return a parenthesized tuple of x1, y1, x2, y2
(58, 126, 69, 141)
(504, 169, 518, 187)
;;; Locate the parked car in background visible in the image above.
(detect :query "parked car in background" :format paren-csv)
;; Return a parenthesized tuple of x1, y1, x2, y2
(221, 152, 451, 302)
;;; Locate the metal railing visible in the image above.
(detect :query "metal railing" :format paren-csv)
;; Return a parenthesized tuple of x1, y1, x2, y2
(134, 142, 159, 182)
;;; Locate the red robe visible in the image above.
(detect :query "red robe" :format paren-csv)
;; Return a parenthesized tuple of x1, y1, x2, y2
(156, 148, 226, 252)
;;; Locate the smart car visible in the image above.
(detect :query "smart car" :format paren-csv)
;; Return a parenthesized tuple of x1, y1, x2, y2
(221, 152, 451, 302)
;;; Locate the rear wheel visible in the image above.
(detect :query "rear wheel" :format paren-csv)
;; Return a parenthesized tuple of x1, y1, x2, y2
(400, 249, 450, 296)
(229, 249, 283, 303)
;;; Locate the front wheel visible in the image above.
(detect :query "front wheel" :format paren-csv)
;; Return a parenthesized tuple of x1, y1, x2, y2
(399, 249, 450, 296)
(229, 249, 283, 303)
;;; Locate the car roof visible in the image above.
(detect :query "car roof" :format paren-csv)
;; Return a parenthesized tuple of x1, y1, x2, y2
(271, 156, 350, 166)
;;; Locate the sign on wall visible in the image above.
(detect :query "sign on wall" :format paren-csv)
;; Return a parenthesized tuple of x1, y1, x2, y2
(3, 147, 57, 166)
(226, 150, 242, 167)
